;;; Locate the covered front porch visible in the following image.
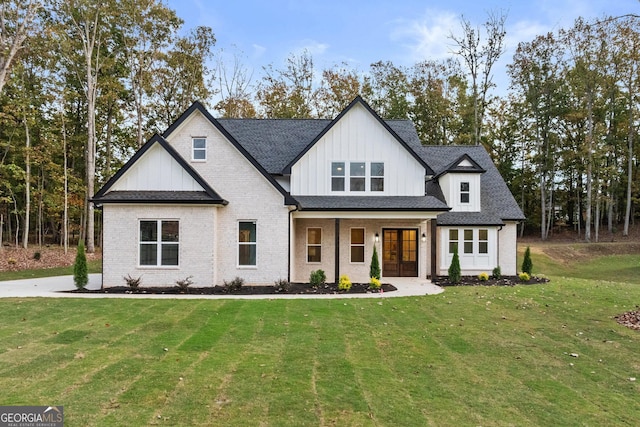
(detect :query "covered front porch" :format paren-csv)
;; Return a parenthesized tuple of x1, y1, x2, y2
(290, 213, 440, 284)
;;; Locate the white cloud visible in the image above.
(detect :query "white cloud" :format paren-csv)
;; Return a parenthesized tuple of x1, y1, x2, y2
(252, 44, 267, 59)
(389, 9, 460, 62)
(295, 39, 330, 56)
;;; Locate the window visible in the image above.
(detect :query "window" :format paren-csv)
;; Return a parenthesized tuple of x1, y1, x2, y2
(448, 229, 458, 254)
(331, 162, 345, 191)
(307, 228, 322, 263)
(371, 162, 384, 192)
(192, 137, 206, 160)
(350, 228, 365, 263)
(460, 182, 470, 203)
(479, 229, 488, 254)
(139, 220, 179, 266)
(463, 229, 473, 254)
(350, 162, 365, 191)
(238, 221, 257, 266)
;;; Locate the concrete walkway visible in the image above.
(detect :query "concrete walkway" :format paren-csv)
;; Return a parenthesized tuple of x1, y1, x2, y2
(0, 274, 443, 299)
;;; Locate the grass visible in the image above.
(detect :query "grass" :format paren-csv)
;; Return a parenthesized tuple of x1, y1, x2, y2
(1, 252, 639, 425)
(0, 259, 102, 281)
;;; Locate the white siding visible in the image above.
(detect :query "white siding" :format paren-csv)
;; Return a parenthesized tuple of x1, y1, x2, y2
(111, 143, 205, 192)
(439, 173, 481, 212)
(498, 222, 518, 276)
(290, 103, 425, 196)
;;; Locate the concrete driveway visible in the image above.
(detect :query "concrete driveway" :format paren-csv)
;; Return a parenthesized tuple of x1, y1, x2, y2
(0, 274, 443, 299)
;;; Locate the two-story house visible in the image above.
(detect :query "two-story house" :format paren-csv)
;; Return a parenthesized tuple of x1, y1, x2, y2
(93, 97, 525, 287)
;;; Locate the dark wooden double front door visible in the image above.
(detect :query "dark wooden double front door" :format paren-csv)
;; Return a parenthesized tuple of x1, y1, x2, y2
(382, 229, 418, 277)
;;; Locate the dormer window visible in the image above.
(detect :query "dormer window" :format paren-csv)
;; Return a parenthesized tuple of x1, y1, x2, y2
(460, 182, 470, 203)
(192, 137, 206, 161)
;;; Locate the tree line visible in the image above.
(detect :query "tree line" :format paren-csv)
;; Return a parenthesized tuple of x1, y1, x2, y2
(0, 1, 638, 253)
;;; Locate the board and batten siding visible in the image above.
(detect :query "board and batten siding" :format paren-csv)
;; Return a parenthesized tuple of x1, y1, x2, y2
(438, 173, 481, 212)
(290, 103, 425, 196)
(110, 143, 205, 192)
(164, 110, 290, 285)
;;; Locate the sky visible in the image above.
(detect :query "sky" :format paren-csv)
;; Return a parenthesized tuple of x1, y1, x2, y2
(166, 0, 640, 95)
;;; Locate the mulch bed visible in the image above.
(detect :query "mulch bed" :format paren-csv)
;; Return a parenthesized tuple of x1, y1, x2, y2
(615, 308, 640, 331)
(66, 282, 397, 295)
(433, 275, 550, 287)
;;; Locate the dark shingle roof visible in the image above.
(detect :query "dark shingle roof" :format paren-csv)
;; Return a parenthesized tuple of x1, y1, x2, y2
(294, 196, 450, 211)
(93, 191, 226, 204)
(419, 145, 526, 224)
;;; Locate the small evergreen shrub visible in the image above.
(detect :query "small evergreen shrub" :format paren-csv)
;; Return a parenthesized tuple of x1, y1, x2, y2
(369, 277, 381, 290)
(124, 274, 142, 289)
(492, 266, 501, 279)
(73, 241, 88, 289)
(448, 247, 461, 284)
(519, 272, 531, 282)
(369, 245, 381, 280)
(522, 246, 533, 275)
(223, 276, 244, 293)
(33, 251, 41, 261)
(478, 272, 489, 281)
(274, 278, 290, 293)
(309, 269, 326, 287)
(176, 276, 194, 291)
(338, 275, 352, 291)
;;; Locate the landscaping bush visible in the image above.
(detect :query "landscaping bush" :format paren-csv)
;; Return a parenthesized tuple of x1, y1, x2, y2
(492, 266, 501, 279)
(519, 272, 531, 282)
(223, 276, 244, 293)
(448, 247, 461, 284)
(309, 269, 326, 287)
(369, 277, 381, 290)
(522, 246, 533, 275)
(73, 241, 88, 289)
(338, 274, 352, 291)
(176, 276, 194, 291)
(369, 245, 381, 280)
(274, 278, 290, 293)
(124, 274, 142, 289)
(33, 251, 41, 261)
(478, 272, 489, 281)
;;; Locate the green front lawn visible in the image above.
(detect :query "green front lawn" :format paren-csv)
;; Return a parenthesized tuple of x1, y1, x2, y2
(0, 259, 102, 281)
(1, 274, 639, 426)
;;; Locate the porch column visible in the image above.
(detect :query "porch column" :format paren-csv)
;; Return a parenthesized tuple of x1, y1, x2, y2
(334, 218, 340, 283)
(431, 220, 437, 279)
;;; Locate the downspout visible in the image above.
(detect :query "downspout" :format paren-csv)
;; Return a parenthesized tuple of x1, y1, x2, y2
(497, 225, 503, 270)
(288, 204, 299, 283)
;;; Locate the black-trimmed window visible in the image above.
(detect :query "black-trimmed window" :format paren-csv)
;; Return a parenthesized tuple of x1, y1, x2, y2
(350, 228, 365, 263)
(371, 162, 384, 192)
(139, 220, 179, 266)
(238, 221, 257, 266)
(460, 182, 470, 203)
(331, 162, 345, 191)
(192, 137, 206, 160)
(307, 228, 322, 263)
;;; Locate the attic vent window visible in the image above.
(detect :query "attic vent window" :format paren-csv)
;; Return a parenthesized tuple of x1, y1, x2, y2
(460, 182, 470, 203)
(192, 137, 206, 161)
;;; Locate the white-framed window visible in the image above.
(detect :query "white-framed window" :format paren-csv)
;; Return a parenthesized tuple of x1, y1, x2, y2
(238, 221, 257, 266)
(350, 228, 365, 263)
(460, 182, 470, 203)
(307, 228, 322, 263)
(449, 229, 459, 254)
(331, 162, 345, 192)
(350, 162, 366, 191)
(192, 137, 207, 161)
(371, 162, 384, 192)
(463, 229, 473, 254)
(139, 220, 179, 266)
(479, 229, 488, 254)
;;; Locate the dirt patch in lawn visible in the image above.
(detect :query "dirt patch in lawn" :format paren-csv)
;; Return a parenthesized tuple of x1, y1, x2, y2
(66, 282, 397, 296)
(0, 246, 100, 271)
(615, 308, 640, 331)
(535, 242, 640, 266)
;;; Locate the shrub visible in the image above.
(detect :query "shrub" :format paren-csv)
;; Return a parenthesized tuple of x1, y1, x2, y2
(492, 266, 501, 279)
(73, 241, 88, 289)
(478, 272, 489, 281)
(223, 276, 244, 293)
(519, 272, 531, 282)
(448, 246, 461, 284)
(369, 277, 381, 290)
(274, 278, 290, 293)
(124, 274, 142, 289)
(522, 246, 533, 275)
(309, 269, 326, 287)
(33, 251, 41, 261)
(369, 245, 381, 280)
(7, 258, 16, 265)
(176, 276, 194, 291)
(338, 275, 352, 291)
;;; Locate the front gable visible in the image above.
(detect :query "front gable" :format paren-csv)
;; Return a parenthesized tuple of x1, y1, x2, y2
(288, 97, 430, 197)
